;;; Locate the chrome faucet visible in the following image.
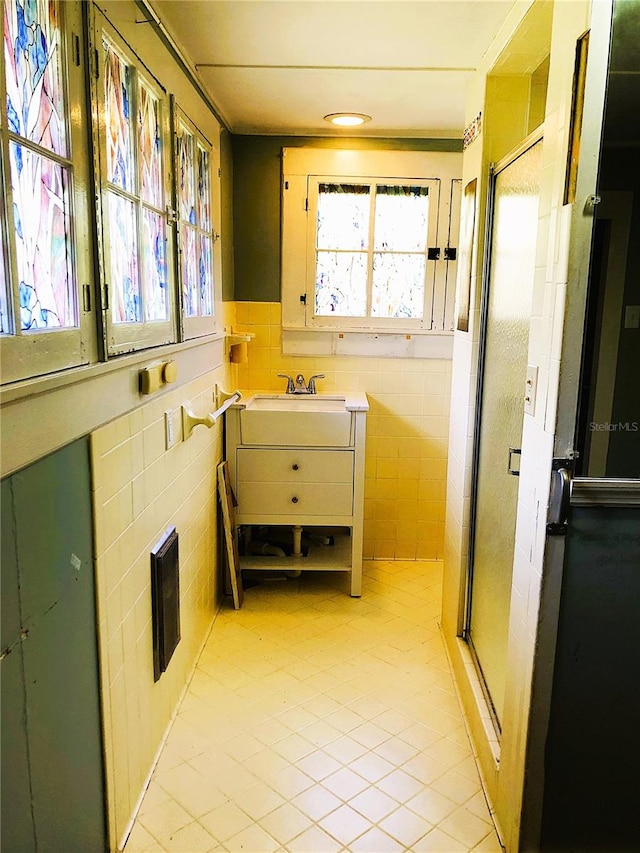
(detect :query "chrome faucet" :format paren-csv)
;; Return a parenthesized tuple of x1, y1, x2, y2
(277, 373, 325, 394)
(307, 374, 325, 394)
(277, 373, 295, 394)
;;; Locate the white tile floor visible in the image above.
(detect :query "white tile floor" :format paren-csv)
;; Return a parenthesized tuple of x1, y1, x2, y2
(125, 561, 503, 852)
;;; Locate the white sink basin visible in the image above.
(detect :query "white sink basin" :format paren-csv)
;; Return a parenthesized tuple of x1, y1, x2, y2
(238, 393, 360, 446)
(246, 394, 347, 413)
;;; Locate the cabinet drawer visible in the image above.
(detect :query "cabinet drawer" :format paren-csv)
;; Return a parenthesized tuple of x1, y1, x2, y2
(240, 409, 352, 447)
(237, 449, 353, 485)
(238, 481, 353, 517)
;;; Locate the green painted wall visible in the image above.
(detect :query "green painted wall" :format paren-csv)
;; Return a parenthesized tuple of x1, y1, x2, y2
(231, 135, 463, 302)
(220, 129, 235, 301)
(1, 440, 106, 852)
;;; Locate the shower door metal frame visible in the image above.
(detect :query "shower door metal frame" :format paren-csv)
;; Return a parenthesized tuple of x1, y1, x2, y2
(463, 127, 544, 728)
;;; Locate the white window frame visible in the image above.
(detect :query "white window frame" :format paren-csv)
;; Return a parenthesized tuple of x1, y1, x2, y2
(92, 11, 176, 356)
(282, 148, 461, 349)
(0, 0, 97, 384)
(305, 175, 440, 331)
(172, 101, 218, 340)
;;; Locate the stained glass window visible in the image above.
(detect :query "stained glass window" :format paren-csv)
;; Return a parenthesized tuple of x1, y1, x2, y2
(2, 0, 76, 333)
(104, 41, 133, 192)
(313, 182, 430, 322)
(11, 142, 74, 328)
(138, 83, 162, 208)
(102, 38, 168, 325)
(4, 0, 67, 157)
(176, 115, 214, 319)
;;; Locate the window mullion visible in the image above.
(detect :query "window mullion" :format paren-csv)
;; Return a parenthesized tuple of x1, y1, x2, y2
(365, 184, 376, 318)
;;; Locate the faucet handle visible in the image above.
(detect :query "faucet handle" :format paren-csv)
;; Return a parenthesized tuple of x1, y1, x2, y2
(277, 373, 295, 394)
(308, 373, 325, 394)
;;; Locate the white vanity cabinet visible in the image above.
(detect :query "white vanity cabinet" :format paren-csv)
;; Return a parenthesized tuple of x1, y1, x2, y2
(226, 392, 368, 596)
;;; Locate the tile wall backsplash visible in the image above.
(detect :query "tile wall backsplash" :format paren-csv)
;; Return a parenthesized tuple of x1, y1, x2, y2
(229, 302, 452, 560)
(91, 365, 229, 847)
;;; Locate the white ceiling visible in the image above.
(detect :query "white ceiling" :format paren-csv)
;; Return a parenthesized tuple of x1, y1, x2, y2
(152, 0, 518, 137)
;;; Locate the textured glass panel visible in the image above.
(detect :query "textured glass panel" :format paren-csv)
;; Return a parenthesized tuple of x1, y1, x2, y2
(10, 142, 74, 329)
(104, 40, 133, 192)
(108, 192, 139, 322)
(141, 208, 166, 321)
(469, 140, 542, 724)
(199, 233, 213, 315)
(374, 186, 429, 252)
(177, 124, 195, 224)
(4, 0, 67, 156)
(314, 250, 367, 316)
(182, 225, 197, 317)
(371, 253, 425, 319)
(317, 184, 370, 250)
(0, 223, 9, 334)
(196, 143, 210, 230)
(138, 83, 162, 208)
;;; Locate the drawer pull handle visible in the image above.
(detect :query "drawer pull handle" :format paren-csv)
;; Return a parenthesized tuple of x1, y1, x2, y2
(292, 463, 299, 471)
(291, 496, 299, 504)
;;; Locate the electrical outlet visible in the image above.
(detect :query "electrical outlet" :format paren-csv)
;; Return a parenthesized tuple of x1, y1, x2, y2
(524, 365, 538, 416)
(165, 410, 176, 449)
(624, 305, 640, 329)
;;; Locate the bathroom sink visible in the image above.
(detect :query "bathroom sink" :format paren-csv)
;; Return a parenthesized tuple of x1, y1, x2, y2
(245, 394, 347, 412)
(237, 392, 367, 446)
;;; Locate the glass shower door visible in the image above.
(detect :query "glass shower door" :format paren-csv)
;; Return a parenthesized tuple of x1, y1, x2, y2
(467, 139, 543, 726)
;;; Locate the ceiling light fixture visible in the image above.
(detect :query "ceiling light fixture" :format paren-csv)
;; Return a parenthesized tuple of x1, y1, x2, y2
(324, 112, 372, 127)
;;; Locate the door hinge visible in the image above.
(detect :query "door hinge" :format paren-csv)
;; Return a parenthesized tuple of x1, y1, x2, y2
(300, 294, 307, 305)
(103, 283, 109, 312)
(82, 283, 92, 312)
(218, 168, 221, 178)
(73, 33, 81, 67)
(444, 246, 457, 261)
(166, 205, 178, 224)
(305, 197, 309, 212)
(508, 447, 521, 476)
(427, 247, 440, 261)
(93, 47, 100, 79)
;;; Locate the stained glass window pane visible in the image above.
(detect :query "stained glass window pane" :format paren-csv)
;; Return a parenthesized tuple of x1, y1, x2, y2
(4, 0, 67, 156)
(104, 40, 133, 192)
(315, 251, 367, 317)
(182, 226, 197, 317)
(108, 192, 140, 322)
(371, 253, 425, 319)
(196, 143, 210, 229)
(10, 141, 75, 329)
(374, 185, 429, 252)
(177, 125, 195, 224)
(141, 208, 167, 321)
(317, 184, 370, 250)
(199, 233, 213, 316)
(0, 224, 9, 334)
(138, 83, 162, 208)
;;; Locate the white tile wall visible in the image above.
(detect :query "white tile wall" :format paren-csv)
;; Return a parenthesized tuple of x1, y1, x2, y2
(91, 361, 231, 848)
(229, 302, 452, 561)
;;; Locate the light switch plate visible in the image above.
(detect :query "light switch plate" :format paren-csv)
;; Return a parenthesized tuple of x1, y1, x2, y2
(524, 365, 538, 416)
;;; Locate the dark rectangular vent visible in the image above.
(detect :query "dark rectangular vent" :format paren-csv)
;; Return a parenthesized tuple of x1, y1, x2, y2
(150, 527, 180, 682)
